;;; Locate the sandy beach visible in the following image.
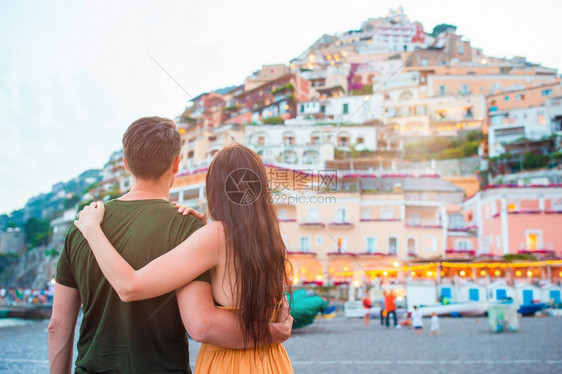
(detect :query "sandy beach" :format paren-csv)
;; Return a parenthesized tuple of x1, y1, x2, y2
(1, 315, 561, 374)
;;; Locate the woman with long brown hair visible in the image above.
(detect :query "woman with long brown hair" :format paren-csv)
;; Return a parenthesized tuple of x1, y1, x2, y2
(74, 143, 293, 373)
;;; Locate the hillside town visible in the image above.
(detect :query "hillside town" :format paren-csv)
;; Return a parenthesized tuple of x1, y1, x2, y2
(1, 7, 561, 305)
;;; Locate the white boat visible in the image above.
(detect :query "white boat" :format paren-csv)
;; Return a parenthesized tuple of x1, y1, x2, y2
(416, 301, 490, 317)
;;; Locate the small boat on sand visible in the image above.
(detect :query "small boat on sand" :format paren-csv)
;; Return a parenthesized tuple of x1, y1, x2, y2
(416, 301, 489, 317)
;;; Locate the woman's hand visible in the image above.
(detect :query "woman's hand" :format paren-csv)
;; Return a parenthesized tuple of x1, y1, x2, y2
(74, 201, 105, 239)
(172, 202, 207, 225)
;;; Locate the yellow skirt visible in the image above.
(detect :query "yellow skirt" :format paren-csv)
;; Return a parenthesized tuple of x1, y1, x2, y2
(194, 342, 294, 374)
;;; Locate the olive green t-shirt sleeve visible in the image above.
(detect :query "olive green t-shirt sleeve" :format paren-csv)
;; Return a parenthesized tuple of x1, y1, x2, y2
(55, 225, 78, 288)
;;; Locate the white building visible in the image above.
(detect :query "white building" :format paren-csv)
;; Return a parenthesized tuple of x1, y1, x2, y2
(488, 106, 554, 157)
(246, 123, 376, 169)
(293, 95, 383, 125)
(355, 7, 428, 54)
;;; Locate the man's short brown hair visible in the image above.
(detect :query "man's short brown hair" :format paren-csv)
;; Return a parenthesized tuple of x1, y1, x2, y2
(122, 117, 182, 180)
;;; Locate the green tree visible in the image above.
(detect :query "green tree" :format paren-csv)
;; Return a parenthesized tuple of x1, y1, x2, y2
(24, 218, 51, 248)
(432, 24, 457, 36)
(523, 152, 549, 170)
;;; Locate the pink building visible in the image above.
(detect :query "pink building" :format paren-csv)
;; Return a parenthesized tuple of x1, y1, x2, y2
(463, 185, 562, 258)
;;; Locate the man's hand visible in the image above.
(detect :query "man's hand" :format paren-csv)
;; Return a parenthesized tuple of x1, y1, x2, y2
(270, 295, 293, 344)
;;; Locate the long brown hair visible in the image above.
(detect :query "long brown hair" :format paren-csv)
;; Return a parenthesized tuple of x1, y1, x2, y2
(206, 143, 291, 348)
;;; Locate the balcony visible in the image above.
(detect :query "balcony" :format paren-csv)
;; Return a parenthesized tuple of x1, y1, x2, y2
(447, 225, 477, 232)
(507, 210, 542, 215)
(355, 251, 389, 257)
(517, 249, 555, 255)
(299, 221, 325, 228)
(328, 221, 355, 228)
(287, 248, 316, 256)
(445, 249, 476, 256)
(406, 217, 442, 229)
(406, 223, 443, 229)
(359, 218, 401, 222)
(277, 218, 297, 223)
(327, 248, 356, 256)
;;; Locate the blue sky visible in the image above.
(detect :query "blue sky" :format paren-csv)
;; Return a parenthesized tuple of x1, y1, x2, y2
(1, 0, 561, 214)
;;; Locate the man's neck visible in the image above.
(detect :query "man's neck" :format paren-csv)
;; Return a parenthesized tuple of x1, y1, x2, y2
(118, 177, 171, 201)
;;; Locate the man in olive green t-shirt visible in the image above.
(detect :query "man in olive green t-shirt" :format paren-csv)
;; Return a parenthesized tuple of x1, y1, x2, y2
(48, 117, 292, 373)
(55, 199, 203, 373)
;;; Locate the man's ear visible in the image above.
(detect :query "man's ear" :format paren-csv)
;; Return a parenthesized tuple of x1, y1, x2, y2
(123, 158, 131, 172)
(172, 155, 180, 174)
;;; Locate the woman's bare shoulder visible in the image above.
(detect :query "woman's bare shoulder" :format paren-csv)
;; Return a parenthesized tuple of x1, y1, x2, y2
(195, 221, 225, 245)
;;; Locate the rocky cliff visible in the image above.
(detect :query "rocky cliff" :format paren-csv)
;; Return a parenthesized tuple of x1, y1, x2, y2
(0, 249, 58, 289)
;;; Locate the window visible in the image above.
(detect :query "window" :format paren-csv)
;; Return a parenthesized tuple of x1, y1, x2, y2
(169, 192, 180, 202)
(455, 240, 471, 250)
(320, 105, 326, 113)
(338, 136, 349, 147)
(552, 199, 562, 211)
(407, 238, 416, 254)
(541, 89, 552, 96)
(388, 237, 398, 255)
(343, 103, 349, 114)
(457, 46, 464, 55)
(482, 236, 490, 253)
(356, 136, 364, 144)
(423, 237, 437, 252)
(526, 230, 542, 251)
(438, 85, 446, 96)
(300, 236, 310, 252)
(366, 237, 377, 253)
(440, 60, 446, 66)
(515, 93, 525, 101)
(421, 58, 428, 67)
(335, 207, 347, 223)
(448, 213, 464, 229)
(300, 104, 305, 113)
(506, 202, 518, 212)
(407, 211, 421, 226)
(257, 136, 265, 146)
(306, 207, 319, 223)
(361, 207, 370, 220)
(277, 209, 288, 220)
(381, 208, 393, 220)
(460, 84, 470, 95)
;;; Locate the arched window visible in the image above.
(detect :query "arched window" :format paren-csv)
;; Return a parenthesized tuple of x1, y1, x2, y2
(407, 238, 416, 254)
(399, 90, 413, 101)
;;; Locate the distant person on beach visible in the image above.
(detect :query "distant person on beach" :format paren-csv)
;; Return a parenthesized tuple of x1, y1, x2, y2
(412, 306, 423, 335)
(429, 312, 440, 336)
(74, 142, 294, 373)
(362, 291, 372, 327)
(48, 118, 292, 374)
(384, 290, 398, 328)
(379, 294, 385, 325)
